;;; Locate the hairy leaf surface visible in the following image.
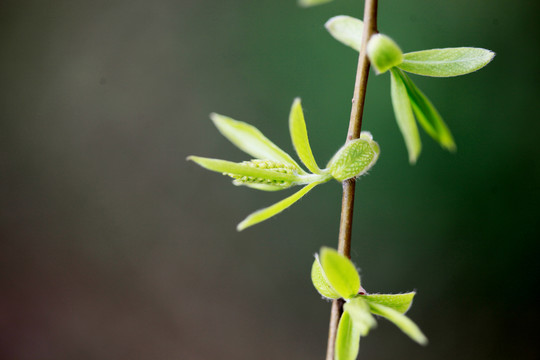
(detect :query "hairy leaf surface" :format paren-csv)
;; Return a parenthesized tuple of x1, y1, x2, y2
(398, 47, 494, 77)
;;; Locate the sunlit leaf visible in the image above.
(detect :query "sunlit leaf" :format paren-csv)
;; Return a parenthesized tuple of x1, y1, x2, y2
(320, 247, 360, 299)
(398, 47, 495, 77)
(368, 302, 428, 345)
(325, 15, 364, 52)
(210, 113, 304, 173)
(311, 254, 340, 299)
(326, 132, 380, 181)
(335, 311, 361, 360)
(390, 68, 421, 164)
(398, 71, 456, 151)
(298, 0, 333, 8)
(187, 156, 301, 184)
(289, 98, 322, 174)
(367, 34, 403, 74)
(237, 181, 322, 231)
(344, 297, 377, 336)
(361, 292, 415, 314)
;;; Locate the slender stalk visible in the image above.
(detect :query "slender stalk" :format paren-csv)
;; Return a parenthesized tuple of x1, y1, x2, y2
(325, 1, 378, 359)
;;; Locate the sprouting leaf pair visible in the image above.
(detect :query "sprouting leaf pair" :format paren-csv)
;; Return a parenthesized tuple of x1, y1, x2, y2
(326, 15, 495, 163)
(188, 98, 380, 231)
(312, 247, 427, 360)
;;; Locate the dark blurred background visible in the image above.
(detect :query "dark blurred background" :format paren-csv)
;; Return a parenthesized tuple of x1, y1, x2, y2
(1, 0, 539, 359)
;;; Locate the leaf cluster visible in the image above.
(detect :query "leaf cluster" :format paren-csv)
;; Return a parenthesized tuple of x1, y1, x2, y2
(188, 99, 380, 230)
(312, 248, 427, 360)
(326, 15, 494, 163)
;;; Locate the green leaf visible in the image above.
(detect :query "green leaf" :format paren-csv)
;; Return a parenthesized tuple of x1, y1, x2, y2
(210, 113, 304, 173)
(344, 297, 377, 336)
(289, 98, 322, 174)
(398, 71, 456, 151)
(298, 0, 333, 8)
(335, 311, 361, 360)
(367, 34, 403, 74)
(242, 183, 289, 192)
(311, 254, 341, 299)
(368, 302, 428, 345)
(237, 181, 322, 231)
(390, 68, 421, 164)
(326, 132, 380, 181)
(398, 47, 495, 77)
(361, 292, 415, 314)
(187, 156, 301, 184)
(325, 15, 364, 52)
(319, 247, 360, 299)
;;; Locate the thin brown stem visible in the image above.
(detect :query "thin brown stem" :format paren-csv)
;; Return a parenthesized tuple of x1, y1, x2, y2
(325, 1, 378, 359)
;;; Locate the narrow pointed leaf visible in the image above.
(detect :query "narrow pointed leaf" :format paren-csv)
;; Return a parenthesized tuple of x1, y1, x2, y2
(311, 254, 341, 299)
(320, 247, 360, 299)
(289, 98, 321, 174)
(187, 156, 301, 183)
(390, 68, 421, 164)
(298, 0, 333, 7)
(398, 71, 456, 151)
(368, 303, 428, 345)
(344, 297, 377, 336)
(367, 34, 403, 74)
(237, 181, 321, 231)
(210, 113, 304, 172)
(335, 311, 361, 360)
(325, 15, 364, 52)
(398, 47, 495, 77)
(242, 183, 288, 191)
(326, 132, 380, 181)
(361, 292, 415, 314)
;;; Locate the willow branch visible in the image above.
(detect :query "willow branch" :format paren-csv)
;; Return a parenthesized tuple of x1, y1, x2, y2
(325, 1, 378, 359)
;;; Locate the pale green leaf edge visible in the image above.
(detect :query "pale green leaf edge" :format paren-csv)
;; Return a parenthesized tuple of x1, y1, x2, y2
(361, 292, 415, 314)
(325, 15, 364, 52)
(237, 180, 322, 231)
(368, 302, 428, 345)
(289, 98, 322, 174)
(298, 0, 334, 7)
(390, 68, 421, 164)
(311, 255, 341, 299)
(344, 297, 377, 336)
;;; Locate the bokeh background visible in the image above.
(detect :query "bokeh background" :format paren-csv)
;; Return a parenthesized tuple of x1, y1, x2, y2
(1, 0, 539, 359)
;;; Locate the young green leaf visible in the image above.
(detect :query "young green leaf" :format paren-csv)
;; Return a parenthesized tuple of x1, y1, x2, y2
(187, 156, 301, 185)
(319, 247, 360, 299)
(361, 292, 415, 314)
(398, 70, 456, 151)
(368, 302, 428, 345)
(298, 0, 333, 7)
(237, 181, 322, 231)
(325, 15, 364, 52)
(311, 254, 341, 299)
(289, 98, 322, 174)
(344, 297, 377, 336)
(390, 68, 421, 164)
(398, 47, 495, 77)
(326, 132, 380, 181)
(335, 311, 361, 360)
(367, 34, 403, 74)
(210, 113, 304, 173)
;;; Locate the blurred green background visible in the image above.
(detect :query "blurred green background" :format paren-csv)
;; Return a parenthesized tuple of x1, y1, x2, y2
(1, 0, 539, 359)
